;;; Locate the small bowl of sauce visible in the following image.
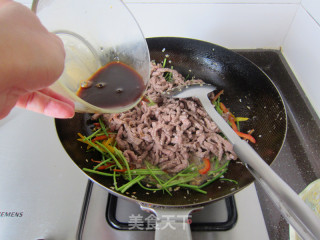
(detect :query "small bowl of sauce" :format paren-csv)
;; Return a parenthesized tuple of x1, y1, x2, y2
(34, 0, 150, 113)
(76, 61, 146, 112)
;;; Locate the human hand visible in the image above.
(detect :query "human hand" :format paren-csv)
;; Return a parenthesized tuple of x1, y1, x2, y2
(0, 0, 75, 119)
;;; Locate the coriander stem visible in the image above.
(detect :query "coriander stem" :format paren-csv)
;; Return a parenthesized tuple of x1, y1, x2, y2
(93, 157, 112, 170)
(178, 184, 207, 194)
(208, 160, 230, 175)
(95, 142, 123, 169)
(83, 168, 118, 177)
(84, 128, 101, 141)
(199, 168, 227, 189)
(99, 117, 109, 137)
(145, 162, 171, 195)
(114, 147, 132, 180)
(118, 175, 146, 193)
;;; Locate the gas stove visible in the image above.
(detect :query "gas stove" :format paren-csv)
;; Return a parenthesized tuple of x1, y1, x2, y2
(78, 181, 268, 240)
(0, 50, 319, 240)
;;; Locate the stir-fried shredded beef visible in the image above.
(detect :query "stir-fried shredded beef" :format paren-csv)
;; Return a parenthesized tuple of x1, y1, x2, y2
(94, 62, 237, 173)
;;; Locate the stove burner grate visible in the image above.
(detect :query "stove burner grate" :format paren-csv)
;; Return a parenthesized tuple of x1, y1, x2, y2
(106, 194, 237, 231)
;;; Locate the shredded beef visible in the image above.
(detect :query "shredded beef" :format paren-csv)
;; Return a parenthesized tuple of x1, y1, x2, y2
(95, 62, 237, 173)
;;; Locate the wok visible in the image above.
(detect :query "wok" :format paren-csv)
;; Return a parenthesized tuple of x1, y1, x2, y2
(56, 37, 287, 237)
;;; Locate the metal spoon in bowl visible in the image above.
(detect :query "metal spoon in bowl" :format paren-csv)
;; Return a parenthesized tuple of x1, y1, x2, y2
(163, 83, 320, 240)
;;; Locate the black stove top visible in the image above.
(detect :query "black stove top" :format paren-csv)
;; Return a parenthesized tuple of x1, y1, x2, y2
(236, 50, 320, 240)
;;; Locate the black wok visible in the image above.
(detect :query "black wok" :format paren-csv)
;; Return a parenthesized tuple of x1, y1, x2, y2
(55, 37, 287, 207)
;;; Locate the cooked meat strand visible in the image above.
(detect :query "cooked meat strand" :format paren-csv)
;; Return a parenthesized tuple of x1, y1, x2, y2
(95, 62, 237, 173)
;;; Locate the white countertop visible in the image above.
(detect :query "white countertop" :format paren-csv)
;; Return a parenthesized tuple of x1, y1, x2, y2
(0, 108, 88, 240)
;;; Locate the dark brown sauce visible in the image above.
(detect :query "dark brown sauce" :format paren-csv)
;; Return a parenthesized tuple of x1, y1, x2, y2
(77, 61, 145, 108)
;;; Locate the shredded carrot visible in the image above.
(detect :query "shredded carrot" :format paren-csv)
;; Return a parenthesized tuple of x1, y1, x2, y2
(113, 168, 128, 172)
(248, 129, 255, 135)
(235, 131, 256, 144)
(105, 137, 115, 146)
(142, 96, 150, 103)
(77, 138, 88, 144)
(220, 102, 229, 113)
(92, 135, 108, 142)
(77, 133, 92, 149)
(212, 90, 224, 103)
(220, 102, 236, 119)
(96, 163, 115, 170)
(77, 134, 103, 151)
(228, 115, 238, 132)
(219, 103, 256, 144)
(77, 133, 85, 139)
(90, 158, 101, 163)
(102, 139, 115, 153)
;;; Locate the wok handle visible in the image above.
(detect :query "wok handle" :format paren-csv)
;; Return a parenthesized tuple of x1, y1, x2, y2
(198, 95, 320, 240)
(140, 205, 203, 240)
